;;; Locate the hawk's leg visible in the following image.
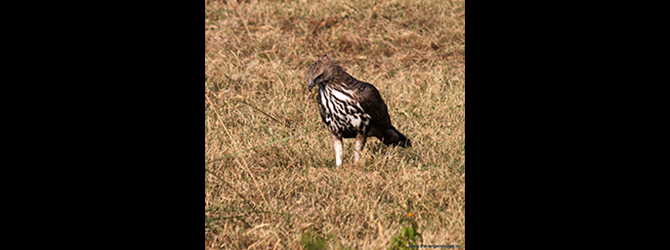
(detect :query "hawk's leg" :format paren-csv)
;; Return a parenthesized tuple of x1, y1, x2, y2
(354, 133, 367, 163)
(330, 133, 344, 167)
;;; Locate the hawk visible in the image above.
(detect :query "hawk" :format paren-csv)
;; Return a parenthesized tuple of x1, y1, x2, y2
(306, 54, 411, 167)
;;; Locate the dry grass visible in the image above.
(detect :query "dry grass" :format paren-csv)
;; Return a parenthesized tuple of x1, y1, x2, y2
(205, 0, 465, 249)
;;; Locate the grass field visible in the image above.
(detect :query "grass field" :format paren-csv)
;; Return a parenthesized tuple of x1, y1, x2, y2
(205, 0, 465, 249)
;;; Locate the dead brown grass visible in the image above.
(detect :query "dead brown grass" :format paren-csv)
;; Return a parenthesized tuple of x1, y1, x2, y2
(205, 0, 465, 249)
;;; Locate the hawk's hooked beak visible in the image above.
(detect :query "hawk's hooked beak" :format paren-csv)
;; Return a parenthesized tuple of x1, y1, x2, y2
(308, 80, 316, 92)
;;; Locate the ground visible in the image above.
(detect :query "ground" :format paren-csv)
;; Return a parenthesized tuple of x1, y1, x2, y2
(205, 0, 465, 249)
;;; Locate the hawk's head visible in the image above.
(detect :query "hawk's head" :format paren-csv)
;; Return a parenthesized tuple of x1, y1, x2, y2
(306, 54, 337, 92)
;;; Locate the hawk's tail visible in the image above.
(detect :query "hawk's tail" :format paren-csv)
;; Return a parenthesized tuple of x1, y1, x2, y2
(381, 127, 412, 148)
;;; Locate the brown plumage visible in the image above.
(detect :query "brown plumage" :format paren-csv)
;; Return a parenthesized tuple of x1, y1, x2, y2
(306, 54, 411, 167)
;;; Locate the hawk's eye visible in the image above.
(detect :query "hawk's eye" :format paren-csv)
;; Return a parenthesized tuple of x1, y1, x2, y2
(317, 74, 323, 79)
